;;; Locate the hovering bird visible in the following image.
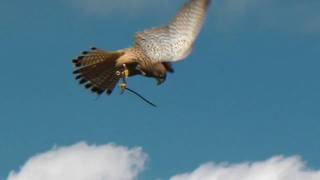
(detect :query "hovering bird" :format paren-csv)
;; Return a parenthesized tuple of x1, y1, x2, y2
(73, 0, 210, 96)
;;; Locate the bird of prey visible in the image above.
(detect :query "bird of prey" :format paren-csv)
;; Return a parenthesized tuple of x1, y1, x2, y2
(73, 0, 210, 95)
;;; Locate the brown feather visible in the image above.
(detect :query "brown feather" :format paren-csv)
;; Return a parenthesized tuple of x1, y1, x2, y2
(72, 48, 145, 95)
(72, 49, 125, 95)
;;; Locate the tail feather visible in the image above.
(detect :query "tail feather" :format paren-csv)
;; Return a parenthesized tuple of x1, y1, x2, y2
(102, 70, 121, 95)
(72, 48, 124, 95)
(85, 63, 122, 95)
(73, 48, 112, 67)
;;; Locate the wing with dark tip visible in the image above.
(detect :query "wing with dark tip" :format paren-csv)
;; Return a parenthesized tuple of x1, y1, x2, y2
(134, 0, 210, 62)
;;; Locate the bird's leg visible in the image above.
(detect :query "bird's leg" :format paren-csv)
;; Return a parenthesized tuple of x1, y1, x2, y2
(119, 64, 129, 94)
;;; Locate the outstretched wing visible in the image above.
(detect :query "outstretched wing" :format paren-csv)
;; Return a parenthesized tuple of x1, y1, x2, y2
(134, 0, 210, 62)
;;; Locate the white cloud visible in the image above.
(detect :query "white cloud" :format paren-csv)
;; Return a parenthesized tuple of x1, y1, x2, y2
(7, 142, 147, 180)
(169, 156, 320, 180)
(6, 142, 320, 180)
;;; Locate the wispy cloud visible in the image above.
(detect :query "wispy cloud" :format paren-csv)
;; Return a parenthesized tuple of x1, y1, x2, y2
(212, 0, 320, 33)
(170, 156, 320, 180)
(69, 0, 170, 16)
(7, 142, 147, 180)
(68, 0, 320, 34)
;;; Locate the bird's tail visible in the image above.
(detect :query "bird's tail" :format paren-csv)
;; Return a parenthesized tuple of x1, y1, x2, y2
(72, 47, 125, 95)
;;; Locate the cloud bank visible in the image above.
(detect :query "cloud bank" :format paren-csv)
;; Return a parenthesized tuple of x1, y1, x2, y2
(7, 142, 147, 180)
(7, 142, 320, 180)
(170, 156, 320, 180)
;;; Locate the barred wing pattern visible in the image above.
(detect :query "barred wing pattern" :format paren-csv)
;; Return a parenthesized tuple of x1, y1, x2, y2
(135, 0, 210, 62)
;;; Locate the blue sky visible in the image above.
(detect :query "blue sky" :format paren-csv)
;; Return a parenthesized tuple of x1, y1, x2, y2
(1, 0, 320, 179)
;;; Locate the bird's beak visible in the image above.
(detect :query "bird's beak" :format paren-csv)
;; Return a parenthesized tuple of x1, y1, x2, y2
(156, 76, 166, 85)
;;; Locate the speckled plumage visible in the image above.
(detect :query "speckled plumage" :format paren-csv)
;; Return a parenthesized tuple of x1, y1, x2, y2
(72, 0, 210, 95)
(134, 0, 210, 62)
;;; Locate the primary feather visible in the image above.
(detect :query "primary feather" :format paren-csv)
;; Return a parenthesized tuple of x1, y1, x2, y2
(134, 0, 210, 62)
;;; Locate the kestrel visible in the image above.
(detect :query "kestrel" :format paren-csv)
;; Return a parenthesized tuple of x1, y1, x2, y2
(73, 0, 210, 95)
